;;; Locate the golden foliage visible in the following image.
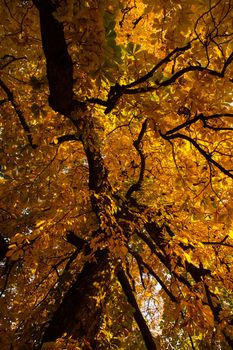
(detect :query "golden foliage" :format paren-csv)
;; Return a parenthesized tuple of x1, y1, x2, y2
(0, 0, 233, 349)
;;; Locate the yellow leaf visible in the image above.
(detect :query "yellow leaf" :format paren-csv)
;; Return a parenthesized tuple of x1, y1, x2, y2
(228, 229, 233, 239)
(36, 220, 46, 227)
(184, 252, 191, 263)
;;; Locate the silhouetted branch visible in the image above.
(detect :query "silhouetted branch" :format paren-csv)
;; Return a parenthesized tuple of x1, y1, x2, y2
(119, 5, 135, 28)
(129, 249, 177, 303)
(148, 222, 212, 283)
(0, 234, 8, 261)
(117, 267, 157, 350)
(124, 56, 232, 94)
(202, 235, 233, 248)
(204, 283, 221, 323)
(200, 114, 233, 131)
(34, 0, 111, 194)
(164, 113, 233, 136)
(160, 131, 233, 179)
(165, 113, 204, 135)
(0, 54, 27, 70)
(88, 42, 232, 113)
(0, 98, 7, 106)
(0, 78, 37, 148)
(66, 231, 86, 251)
(222, 51, 233, 75)
(51, 134, 81, 145)
(86, 97, 108, 107)
(135, 228, 192, 288)
(32, 0, 74, 115)
(126, 119, 148, 199)
(125, 42, 192, 89)
(202, 241, 233, 248)
(86, 43, 192, 113)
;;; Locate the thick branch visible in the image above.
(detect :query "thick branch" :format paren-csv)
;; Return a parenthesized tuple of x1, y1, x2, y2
(33, 0, 111, 194)
(129, 249, 177, 303)
(42, 248, 111, 346)
(54, 134, 81, 144)
(66, 231, 86, 250)
(32, 0, 74, 115)
(88, 43, 192, 113)
(117, 267, 157, 350)
(89, 47, 232, 113)
(146, 222, 211, 283)
(135, 228, 192, 288)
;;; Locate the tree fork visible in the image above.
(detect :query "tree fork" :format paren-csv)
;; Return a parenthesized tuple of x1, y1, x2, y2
(33, 3, 117, 349)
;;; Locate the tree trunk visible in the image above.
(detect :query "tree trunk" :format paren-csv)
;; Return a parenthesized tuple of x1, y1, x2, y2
(42, 248, 111, 349)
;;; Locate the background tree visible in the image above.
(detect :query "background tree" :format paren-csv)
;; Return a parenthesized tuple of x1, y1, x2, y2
(0, 0, 233, 349)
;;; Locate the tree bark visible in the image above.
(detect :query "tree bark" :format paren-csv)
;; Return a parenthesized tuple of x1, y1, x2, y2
(31, 2, 113, 347)
(42, 248, 111, 348)
(32, 0, 74, 115)
(32, 2, 157, 349)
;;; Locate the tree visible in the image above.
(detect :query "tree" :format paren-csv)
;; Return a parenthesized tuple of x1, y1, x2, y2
(0, 0, 233, 349)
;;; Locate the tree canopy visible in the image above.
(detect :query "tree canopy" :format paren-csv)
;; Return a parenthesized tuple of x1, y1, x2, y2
(0, 0, 233, 349)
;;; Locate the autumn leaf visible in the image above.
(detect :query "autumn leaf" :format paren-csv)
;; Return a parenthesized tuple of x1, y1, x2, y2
(0, 0, 232, 349)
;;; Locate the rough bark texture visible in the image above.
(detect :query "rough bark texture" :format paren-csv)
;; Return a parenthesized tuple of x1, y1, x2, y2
(31, 1, 112, 347)
(32, 1, 157, 349)
(42, 249, 111, 347)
